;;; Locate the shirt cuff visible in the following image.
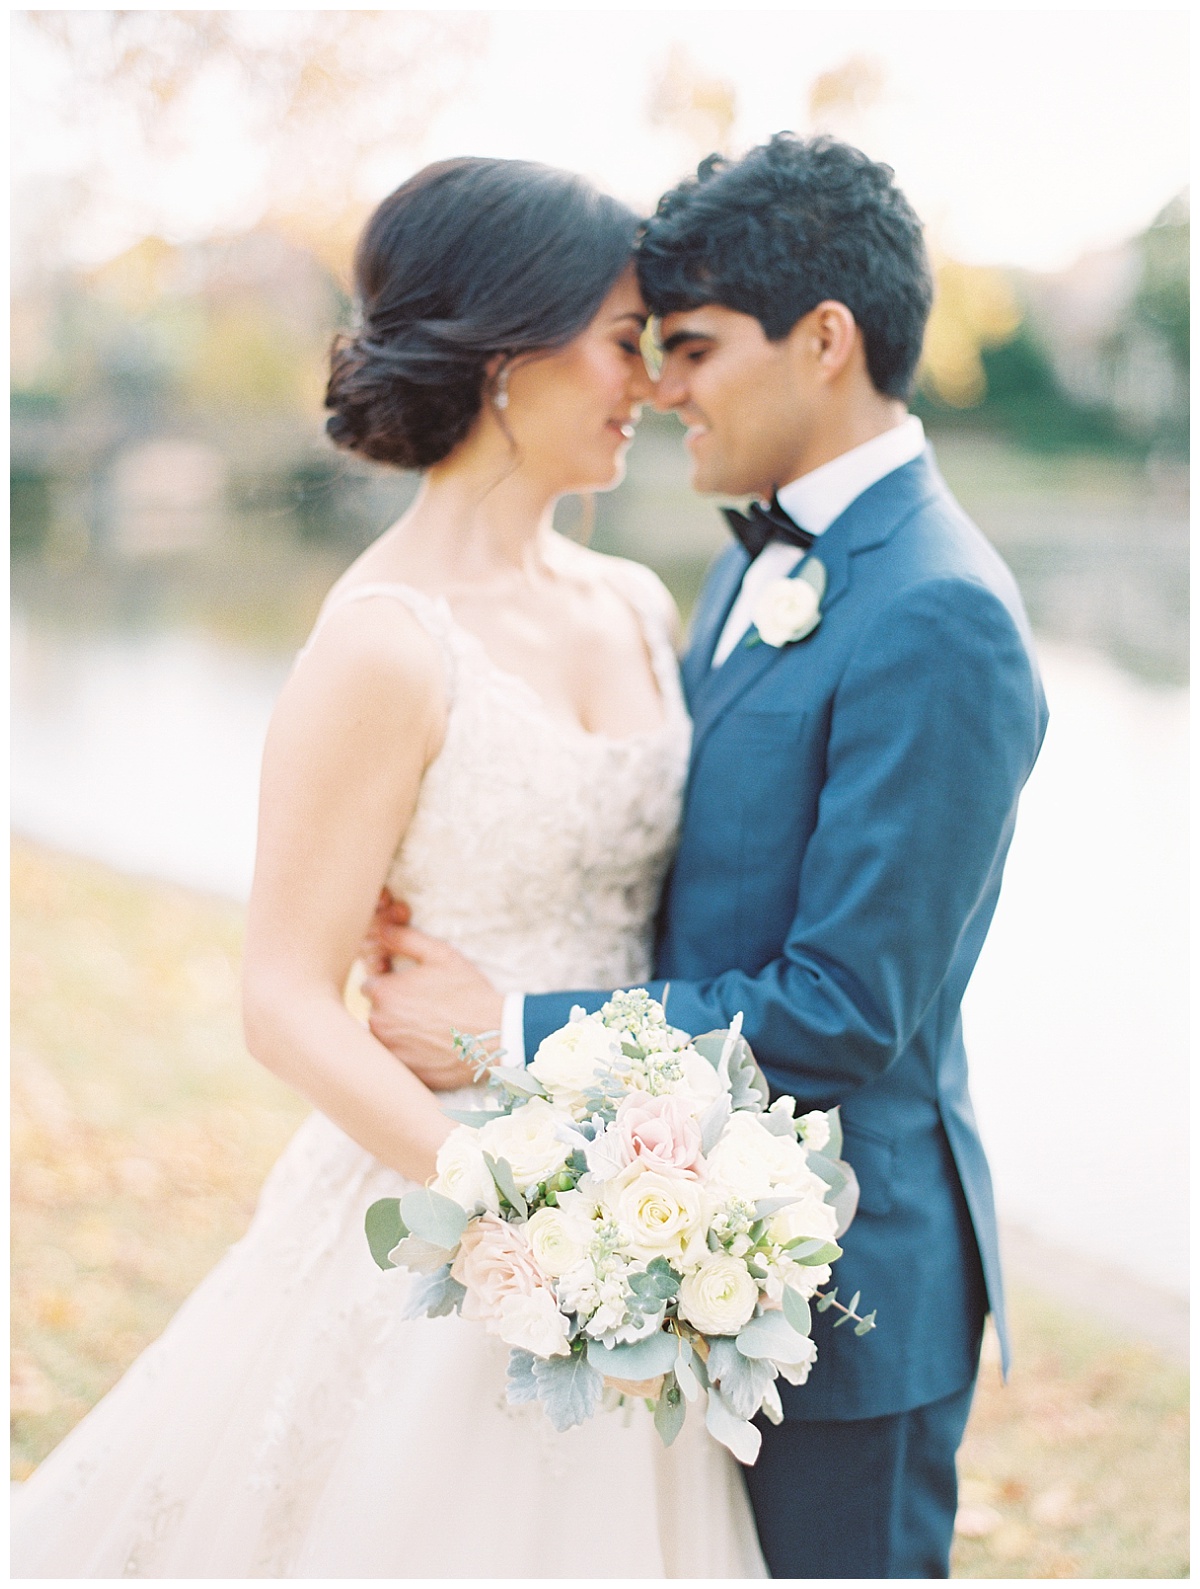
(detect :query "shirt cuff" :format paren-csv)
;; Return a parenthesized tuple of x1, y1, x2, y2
(499, 992, 527, 1069)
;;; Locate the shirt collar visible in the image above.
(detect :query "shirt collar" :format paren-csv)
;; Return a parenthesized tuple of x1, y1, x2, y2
(775, 415, 926, 537)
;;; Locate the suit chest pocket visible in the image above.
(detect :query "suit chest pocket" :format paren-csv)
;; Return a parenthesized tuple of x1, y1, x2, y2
(731, 706, 821, 857)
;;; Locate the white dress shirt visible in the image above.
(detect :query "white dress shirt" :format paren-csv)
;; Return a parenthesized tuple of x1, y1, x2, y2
(710, 415, 926, 667)
(501, 415, 927, 1066)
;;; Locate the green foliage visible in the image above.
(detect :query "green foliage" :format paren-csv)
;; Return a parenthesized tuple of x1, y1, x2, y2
(736, 1309, 812, 1363)
(364, 1197, 406, 1271)
(704, 1383, 761, 1465)
(782, 1287, 812, 1336)
(398, 1187, 467, 1250)
(653, 1375, 687, 1445)
(707, 1336, 778, 1421)
(482, 1152, 528, 1219)
(400, 1265, 465, 1320)
(587, 1329, 679, 1379)
(531, 1346, 605, 1432)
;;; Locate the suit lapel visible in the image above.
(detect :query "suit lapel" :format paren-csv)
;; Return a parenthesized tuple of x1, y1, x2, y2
(679, 545, 749, 708)
(686, 451, 941, 758)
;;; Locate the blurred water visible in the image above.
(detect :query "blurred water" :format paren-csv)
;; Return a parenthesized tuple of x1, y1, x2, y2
(10, 616, 1188, 1294)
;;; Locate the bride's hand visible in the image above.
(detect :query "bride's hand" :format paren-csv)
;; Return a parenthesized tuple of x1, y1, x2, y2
(360, 887, 411, 976)
(362, 926, 503, 1091)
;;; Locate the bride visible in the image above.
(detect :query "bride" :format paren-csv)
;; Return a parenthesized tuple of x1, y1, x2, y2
(11, 157, 766, 1579)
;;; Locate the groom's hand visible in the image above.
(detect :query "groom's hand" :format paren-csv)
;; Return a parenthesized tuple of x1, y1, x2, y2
(361, 925, 503, 1091)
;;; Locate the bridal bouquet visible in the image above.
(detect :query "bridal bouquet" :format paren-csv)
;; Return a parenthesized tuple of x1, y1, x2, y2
(365, 990, 872, 1465)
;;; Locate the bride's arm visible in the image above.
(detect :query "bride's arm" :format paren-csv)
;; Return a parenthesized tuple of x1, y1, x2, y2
(242, 599, 454, 1182)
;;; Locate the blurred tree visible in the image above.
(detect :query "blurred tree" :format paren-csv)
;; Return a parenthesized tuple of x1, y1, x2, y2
(647, 45, 737, 160)
(808, 54, 885, 134)
(17, 11, 486, 278)
(921, 260, 1023, 407)
(1132, 192, 1188, 379)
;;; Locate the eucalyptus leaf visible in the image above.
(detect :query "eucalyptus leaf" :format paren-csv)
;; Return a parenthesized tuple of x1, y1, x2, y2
(653, 1377, 687, 1446)
(755, 1194, 801, 1217)
(400, 1264, 466, 1320)
(491, 1069, 549, 1101)
(506, 1349, 541, 1406)
(822, 1105, 844, 1160)
(806, 1151, 861, 1237)
(390, 1233, 456, 1275)
(736, 1309, 813, 1364)
(533, 1349, 605, 1432)
(482, 1153, 528, 1220)
(674, 1339, 701, 1402)
(815, 1287, 837, 1312)
(707, 1336, 779, 1421)
(782, 1287, 813, 1336)
(440, 1107, 510, 1128)
(854, 1310, 878, 1336)
(784, 1237, 843, 1266)
(364, 1198, 406, 1271)
(629, 1260, 681, 1301)
(704, 1384, 762, 1466)
(587, 1329, 679, 1379)
(399, 1187, 468, 1250)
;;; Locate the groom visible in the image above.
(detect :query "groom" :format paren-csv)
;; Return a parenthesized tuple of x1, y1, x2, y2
(364, 134, 1047, 1578)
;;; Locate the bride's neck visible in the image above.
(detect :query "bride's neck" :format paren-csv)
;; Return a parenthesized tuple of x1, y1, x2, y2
(391, 440, 561, 583)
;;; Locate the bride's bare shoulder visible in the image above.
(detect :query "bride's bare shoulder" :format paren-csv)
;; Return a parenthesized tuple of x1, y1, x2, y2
(290, 587, 448, 729)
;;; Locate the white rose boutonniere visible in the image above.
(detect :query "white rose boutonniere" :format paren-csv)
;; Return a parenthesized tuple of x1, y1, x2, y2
(748, 557, 826, 649)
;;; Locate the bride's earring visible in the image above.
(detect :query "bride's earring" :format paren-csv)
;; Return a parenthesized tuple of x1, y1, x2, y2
(493, 364, 510, 411)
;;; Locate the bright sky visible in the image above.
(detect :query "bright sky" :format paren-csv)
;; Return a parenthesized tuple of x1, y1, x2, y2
(12, 7, 1190, 275)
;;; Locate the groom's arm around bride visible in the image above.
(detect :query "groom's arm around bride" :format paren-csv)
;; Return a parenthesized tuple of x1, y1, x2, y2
(367, 134, 1048, 1579)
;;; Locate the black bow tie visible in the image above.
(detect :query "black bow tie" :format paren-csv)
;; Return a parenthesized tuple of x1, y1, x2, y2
(722, 494, 816, 560)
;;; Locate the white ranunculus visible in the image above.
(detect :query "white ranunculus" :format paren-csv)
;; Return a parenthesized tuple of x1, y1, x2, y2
(753, 577, 821, 648)
(528, 1016, 620, 1112)
(477, 1097, 571, 1191)
(605, 1164, 708, 1263)
(797, 1110, 831, 1151)
(433, 1127, 500, 1215)
(677, 1254, 760, 1335)
(524, 1205, 591, 1278)
(495, 1289, 572, 1357)
(706, 1111, 821, 1202)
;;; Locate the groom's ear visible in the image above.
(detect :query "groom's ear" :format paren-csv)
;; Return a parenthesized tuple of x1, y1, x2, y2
(790, 301, 859, 385)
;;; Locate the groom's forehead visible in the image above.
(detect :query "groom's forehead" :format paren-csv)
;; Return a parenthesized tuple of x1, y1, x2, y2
(655, 304, 756, 349)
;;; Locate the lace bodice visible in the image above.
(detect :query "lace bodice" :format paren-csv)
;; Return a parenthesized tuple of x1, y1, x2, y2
(315, 574, 692, 994)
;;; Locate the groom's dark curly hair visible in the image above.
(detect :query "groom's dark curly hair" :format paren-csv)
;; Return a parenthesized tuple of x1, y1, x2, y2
(638, 133, 933, 400)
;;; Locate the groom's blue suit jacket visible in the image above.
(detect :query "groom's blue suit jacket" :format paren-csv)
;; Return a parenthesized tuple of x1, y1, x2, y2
(524, 449, 1047, 1422)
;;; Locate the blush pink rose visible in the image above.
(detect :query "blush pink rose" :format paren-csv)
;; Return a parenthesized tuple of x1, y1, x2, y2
(613, 1091, 705, 1179)
(451, 1217, 571, 1356)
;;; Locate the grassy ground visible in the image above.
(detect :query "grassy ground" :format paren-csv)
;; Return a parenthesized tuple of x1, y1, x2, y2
(10, 840, 1189, 1575)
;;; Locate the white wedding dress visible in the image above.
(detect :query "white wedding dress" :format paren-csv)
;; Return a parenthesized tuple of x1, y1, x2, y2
(11, 577, 767, 1580)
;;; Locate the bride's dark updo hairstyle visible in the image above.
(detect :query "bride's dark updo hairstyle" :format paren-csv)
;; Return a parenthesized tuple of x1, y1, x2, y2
(326, 158, 641, 469)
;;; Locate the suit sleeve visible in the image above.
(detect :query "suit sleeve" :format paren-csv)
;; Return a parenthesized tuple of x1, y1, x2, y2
(523, 577, 1046, 1104)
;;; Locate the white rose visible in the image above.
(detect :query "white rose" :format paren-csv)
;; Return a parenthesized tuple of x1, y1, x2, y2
(433, 1127, 500, 1214)
(797, 1110, 831, 1151)
(528, 1016, 620, 1112)
(752, 576, 821, 648)
(768, 1192, 839, 1249)
(677, 1254, 760, 1335)
(673, 1048, 727, 1110)
(477, 1097, 571, 1191)
(495, 1289, 572, 1357)
(706, 1112, 819, 1202)
(605, 1165, 708, 1263)
(524, 1205, 591, 1277)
